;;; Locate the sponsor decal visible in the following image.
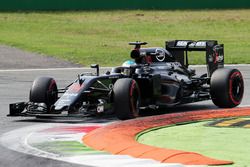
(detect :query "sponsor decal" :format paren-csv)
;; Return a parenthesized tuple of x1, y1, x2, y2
(208, 117, 250, 128)
(213, 47, 224, 64)
(108, 84, 114, 89)
(140, 51, 146, 56)
(176, 41, 190, 47)
(208, 48, 224, 64)
(109, 76, 119, 79)
(176, 41, 206, 47)
(208, 54, 214, 63)
(155, 48, 166, 62)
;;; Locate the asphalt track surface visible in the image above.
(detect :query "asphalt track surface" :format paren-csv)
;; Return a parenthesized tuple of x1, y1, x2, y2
(0, 45, 249, 167)
(0, 46, 90, 167)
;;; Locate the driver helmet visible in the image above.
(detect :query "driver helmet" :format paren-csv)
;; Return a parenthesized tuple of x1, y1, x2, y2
(121, 60, 136, 76)
(122, 60, 136, 67)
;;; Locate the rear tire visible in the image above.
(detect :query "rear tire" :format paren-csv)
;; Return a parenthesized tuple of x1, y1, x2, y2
(113, 78, 140, 120)
(30, 77, 58, 110)
(210, 68, 244, 108)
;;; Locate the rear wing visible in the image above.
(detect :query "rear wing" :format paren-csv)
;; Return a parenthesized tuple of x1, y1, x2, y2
(166, 40, 224, 77)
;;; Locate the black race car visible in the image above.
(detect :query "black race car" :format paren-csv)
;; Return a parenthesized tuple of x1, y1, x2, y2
(9, 40, 244, 120)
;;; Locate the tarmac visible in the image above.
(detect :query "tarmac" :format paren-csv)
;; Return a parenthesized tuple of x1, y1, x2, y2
(0, 45, 82, 69)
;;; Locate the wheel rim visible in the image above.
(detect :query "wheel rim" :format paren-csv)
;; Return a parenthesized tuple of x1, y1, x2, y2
(229, 72, 244, 105)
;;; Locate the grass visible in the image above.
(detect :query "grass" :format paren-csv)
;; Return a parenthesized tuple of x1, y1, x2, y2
(138, 121, 250, 167)
(0, 10, 250, 66)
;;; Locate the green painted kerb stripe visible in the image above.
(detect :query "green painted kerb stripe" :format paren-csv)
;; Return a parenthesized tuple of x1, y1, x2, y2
(33, 141, 104, 156)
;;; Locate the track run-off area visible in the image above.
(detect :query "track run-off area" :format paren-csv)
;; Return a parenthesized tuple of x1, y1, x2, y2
(0, 65, 250, 167)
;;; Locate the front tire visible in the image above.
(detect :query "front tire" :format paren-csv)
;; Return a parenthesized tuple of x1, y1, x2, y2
(210, 68, 244, 108)
(113, 78, 140, 120)
(30, 77, 58, 110)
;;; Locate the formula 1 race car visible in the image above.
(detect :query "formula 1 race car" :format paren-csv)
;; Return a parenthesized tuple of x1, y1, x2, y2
(9, 40, 244, 120)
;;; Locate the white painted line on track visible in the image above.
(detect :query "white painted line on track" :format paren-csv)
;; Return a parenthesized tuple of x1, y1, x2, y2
(24, 132, 58, 157)
(239, 104, 250, 107)
(189, 64, 250, 68)
(0, 67, 112, 72)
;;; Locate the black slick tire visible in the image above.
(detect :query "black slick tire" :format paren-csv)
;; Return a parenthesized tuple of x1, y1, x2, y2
(113, 78, 140, 120)
(210, 68, 244, 108)
(30, 77, 58, 110)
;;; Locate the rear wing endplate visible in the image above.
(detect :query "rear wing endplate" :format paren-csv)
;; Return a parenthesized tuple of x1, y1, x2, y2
(166, 40, 224, 77)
